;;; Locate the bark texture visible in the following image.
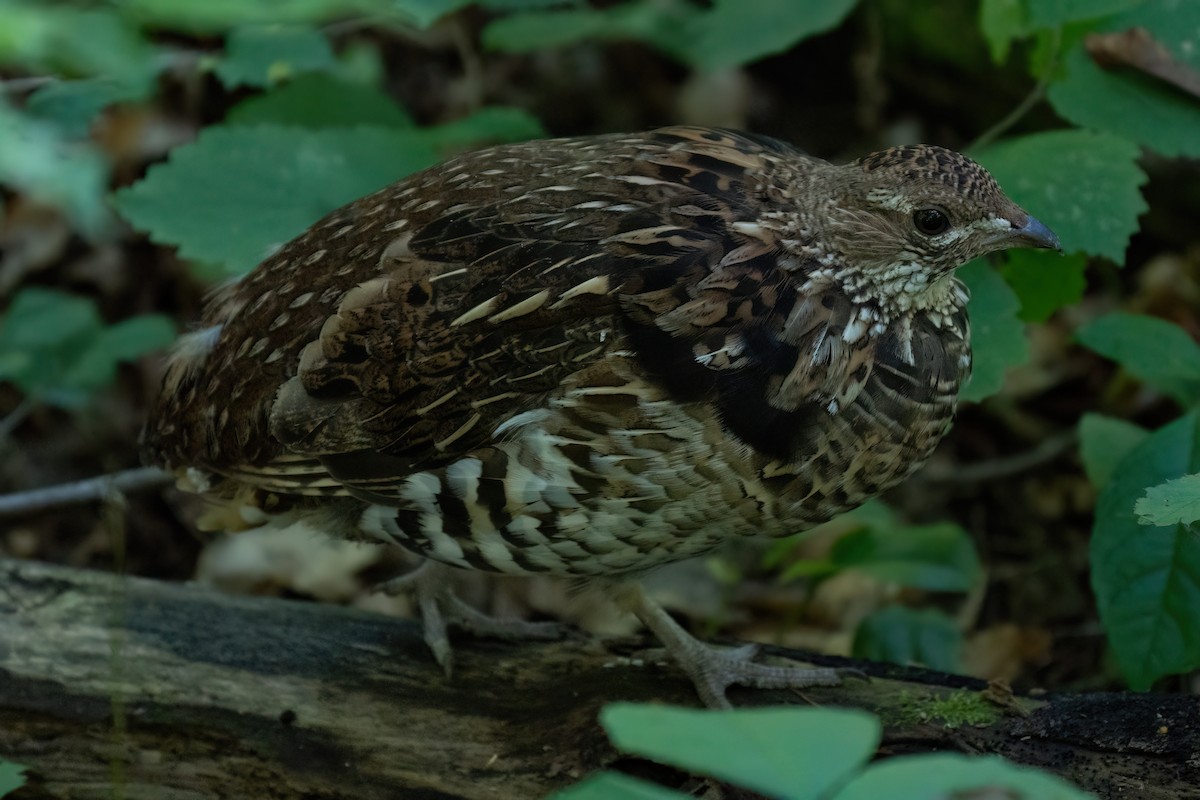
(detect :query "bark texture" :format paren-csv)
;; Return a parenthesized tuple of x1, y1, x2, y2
(1, 557, 1196, 799)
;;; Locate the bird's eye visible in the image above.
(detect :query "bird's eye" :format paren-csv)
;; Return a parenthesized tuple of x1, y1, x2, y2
(913, 207, 951, 236)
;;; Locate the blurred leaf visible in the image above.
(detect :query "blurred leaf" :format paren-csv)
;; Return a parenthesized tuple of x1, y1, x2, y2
(1079, 413, 1149, 488)
(422, 106, 546, 149)
(1091, 412, 1200, 689)
(680, 0, 860, 72)
(1025, 0, 1145, 28)
(999, 249, 1087, 322)
(483, 5, 677, 54)
(832, 754, 1095, 800)
(601, 704, 879, 800)
(831, 522, 981, 592)
(0, 759, 26, 796)
(113, 124, 440, 273)
(216, 24, 336, 88)
(1076, 313, 1200, 407)
(1136, 473, 1200, 527)
(0, 289, 173, 406)
(979, 0, 1027, 63)
(0, 98, 111, 236)
(119, 0, 397, 31)
(959, 261, 1027, 403)
(61, 314, 177, 392)
(1047, 0, 1200, 158)
(550, 772, 689, 800)
(975, 130, 1148, 262)
(26, 77, 153, 137)
(484, 0, 859, 71)
(226, 73, 414, 128)
(0, 2, 156, 80)
(852, 606, 963, 672)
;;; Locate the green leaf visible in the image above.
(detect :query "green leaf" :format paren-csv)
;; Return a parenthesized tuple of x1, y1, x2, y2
(974, 130, 1148, 262)
(26, 77, 154, 137)
(60, 314, 177, 392)
(601, 704, 879, 800)
(0, 759, 26, 796)
(1091, 412, 1200, 689)
(216, 24, 336, 88)
(979, 0, 1027, 63)
(1000, 250, 1087, 322)
(0, 2, 157, 81)
(831, 522, 981, 592)
(1047, 0, 1200, 158)
(0, 98, 111, 236)
(1079, 413, 1149, 488)
(119, 0, 400, 32)
(1076, 313, 1200, 407)
(852, 606, 963, 672)
(422, 106, 546, 149)
(483, 5, 668, 54)
(680, 0, 860, 72)
(550, 772, 689, 800)
(832, 753, 1095, 800)
(1025, 0, 1145, 28)
(0, 289, 171, 406)
(1136, 473, 1200, 527)
(484, 0, 859, 71)
(226, 73, 415, 129)
(959, 260, 1027, 403)
(113, 124, 440, 273)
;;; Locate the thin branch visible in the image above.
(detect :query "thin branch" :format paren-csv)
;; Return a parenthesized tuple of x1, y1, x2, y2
(969, 29, 1062, 152)
(0, 466, 173, 518)
(924, 429, 1079, 484)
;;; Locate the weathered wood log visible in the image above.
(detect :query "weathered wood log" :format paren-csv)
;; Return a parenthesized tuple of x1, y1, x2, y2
(1, 557, 1196, 799)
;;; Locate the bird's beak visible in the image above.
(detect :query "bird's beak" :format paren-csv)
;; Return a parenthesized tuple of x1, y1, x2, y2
(1010, 214, 1062, 252)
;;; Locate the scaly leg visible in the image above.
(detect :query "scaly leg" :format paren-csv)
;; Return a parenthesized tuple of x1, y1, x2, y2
(378, 560, 568, 676)
(618, 582, 854, 708)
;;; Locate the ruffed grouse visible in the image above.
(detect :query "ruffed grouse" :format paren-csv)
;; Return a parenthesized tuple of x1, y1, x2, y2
(144, 126, 1059, 707)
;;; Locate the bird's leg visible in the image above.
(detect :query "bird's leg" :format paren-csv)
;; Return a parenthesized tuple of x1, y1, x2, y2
(377, 560, 568, 676)
(618, 582, 851, 709)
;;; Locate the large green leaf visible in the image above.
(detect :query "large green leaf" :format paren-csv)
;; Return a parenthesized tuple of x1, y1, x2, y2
(1091, 412, 1200, 689)
(1136, 474, 1200, 528)
(1076, 313, 1200, 407)
(833, 753, 1094, 800)
(119, 0, 401, 31)
(1078, 413, 1148, 488)
(0, 2, 155, 80)
(852, 606, 963, 673)
(1047, 0, 1200, 158)
(0, 759, 26, 796)
(225, 73, 415, 129)
(959, 260, 1027, 402)
(679, 0, 860, 72)
(113, 124, 440, 273)
(216, 24, 337, 88)
(829, 522, 981, 592)
(975, 130, 1148, 263)
(484, 0, 859, 71)
(0, 288, 175, 406)
(0, 98, 111, 235)
(601, 704, 879, 800)
(1000, 249, 1087, 322)
(1025, 0, 1144, 28)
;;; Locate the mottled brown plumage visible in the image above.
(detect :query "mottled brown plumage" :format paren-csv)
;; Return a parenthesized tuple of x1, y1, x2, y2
(144, 126, 1059, 706)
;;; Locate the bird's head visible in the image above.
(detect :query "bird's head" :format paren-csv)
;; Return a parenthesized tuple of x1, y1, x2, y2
(815, 145, 1059, 314)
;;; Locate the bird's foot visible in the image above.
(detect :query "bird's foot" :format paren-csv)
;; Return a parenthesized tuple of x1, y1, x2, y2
(620, 583, 863, 709)
(377, 560, 568, 676)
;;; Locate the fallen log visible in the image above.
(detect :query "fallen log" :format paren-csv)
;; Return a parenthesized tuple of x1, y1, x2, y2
(0, 557, 1195, 799)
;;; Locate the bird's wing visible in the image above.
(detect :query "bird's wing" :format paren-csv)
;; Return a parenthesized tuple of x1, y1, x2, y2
(168, 127, 874, 499)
